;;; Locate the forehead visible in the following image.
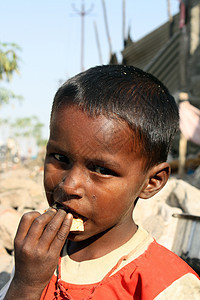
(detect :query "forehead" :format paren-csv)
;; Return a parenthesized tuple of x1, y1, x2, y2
(50, 106, 137, 158)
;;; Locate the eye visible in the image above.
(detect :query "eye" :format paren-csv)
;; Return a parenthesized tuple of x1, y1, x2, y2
(53, 153, 70, 164)
(90, 165, 117, 176)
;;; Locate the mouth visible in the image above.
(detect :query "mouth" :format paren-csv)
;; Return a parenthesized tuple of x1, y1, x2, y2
(52, 202, 87, 222)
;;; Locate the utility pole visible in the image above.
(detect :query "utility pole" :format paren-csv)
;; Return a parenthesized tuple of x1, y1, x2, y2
(94, 21, 103, 65)
(167, 0, 172, 23)
(72, 0, 93, 72)
(101, 0, 112, 59)
(122, 0, 126, 45)
(178, 0, 189, 178)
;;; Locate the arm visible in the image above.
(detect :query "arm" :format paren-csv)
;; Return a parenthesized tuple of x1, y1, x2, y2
(3, 208, 73, 300)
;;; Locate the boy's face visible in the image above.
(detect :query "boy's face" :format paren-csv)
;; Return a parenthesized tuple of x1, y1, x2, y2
(44, 105, 149, 242)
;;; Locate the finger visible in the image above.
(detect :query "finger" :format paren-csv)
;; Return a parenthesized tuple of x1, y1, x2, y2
(38, 209, 69, 250)
(49, 213, 73, 254)
(15, 211, 41, 243)
(22, 208, 57, 245)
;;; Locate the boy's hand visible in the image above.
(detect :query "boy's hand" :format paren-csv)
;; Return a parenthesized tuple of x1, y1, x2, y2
(4, 209, 73, 300)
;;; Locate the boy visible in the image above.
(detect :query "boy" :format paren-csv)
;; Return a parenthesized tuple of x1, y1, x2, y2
(1, 65, 199, 299)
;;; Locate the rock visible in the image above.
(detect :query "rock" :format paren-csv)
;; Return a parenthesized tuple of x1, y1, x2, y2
(134, 195, 182, 249)
(137, 178, 200, 216)
(165, 179, 200, 215)
(0, 176, 44, 199)
(134, 178, 200, 249)
(0, 167, 46, 213)
(0, 167, 45, 198)
(190, 166, 200, 189)
(0, 189, 32, 210)
(0, 208, 21, 250)
(0, 188, 46, 213)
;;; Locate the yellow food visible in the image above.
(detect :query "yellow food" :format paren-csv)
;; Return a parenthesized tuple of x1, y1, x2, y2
(45, 206, 84, 232)
(70, 218, 84, 231)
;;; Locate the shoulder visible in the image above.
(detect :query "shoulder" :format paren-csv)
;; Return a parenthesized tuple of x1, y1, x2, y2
(132, 239, 199, 283)
(91, 240, 200, 300)
(135, 239, 198, 275)
(118, 239, 200, 299)
(154, 273, 200, 299)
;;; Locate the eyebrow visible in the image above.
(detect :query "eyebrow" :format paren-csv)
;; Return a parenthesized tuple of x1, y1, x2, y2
(46, 142, 72, 158)
(46, 141, 64, 153)
(87, 158, 121, 170)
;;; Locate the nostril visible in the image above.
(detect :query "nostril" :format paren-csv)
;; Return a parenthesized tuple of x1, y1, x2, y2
(67, 194, 81, 200)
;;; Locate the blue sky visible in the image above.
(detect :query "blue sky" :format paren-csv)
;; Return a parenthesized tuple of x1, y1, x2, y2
(0, 0, 179, 139)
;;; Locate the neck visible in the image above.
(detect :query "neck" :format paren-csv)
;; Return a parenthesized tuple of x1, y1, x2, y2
(67, 221, 138, 262)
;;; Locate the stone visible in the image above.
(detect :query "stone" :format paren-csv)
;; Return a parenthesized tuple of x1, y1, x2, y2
(165, 179, 200, 215)
(0, 208, 21, 250)
(0, 167, 46, 213)
(134, 194, 182, 249)
(0, 189, 32, 210)
(134, 178, 200, 250)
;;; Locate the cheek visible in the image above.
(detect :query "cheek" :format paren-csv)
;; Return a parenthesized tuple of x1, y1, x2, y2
(44, 165, 64, 202)
(91, 182, 131, 216)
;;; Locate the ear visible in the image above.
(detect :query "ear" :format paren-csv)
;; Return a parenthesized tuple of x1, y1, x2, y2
(139, 162, 170, 199)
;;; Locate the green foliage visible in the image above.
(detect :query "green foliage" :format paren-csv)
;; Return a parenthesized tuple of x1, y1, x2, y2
(0, 42, 23, 107)
(0, 118, 9, 126)
(0, 87, 23, 107)
(11, 116, 47, 147)
(0, 42, 21, 81)
(0, 43, 46, 148)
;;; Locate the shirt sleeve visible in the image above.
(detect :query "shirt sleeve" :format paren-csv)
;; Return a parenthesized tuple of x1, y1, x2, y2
(0, 267, 15, 300)
(154, 273, 200, 300)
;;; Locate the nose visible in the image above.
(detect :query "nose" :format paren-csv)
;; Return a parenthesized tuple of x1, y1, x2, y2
(59, 165, 86, 197)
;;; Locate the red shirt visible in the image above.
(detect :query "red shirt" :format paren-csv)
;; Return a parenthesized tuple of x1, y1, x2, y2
(41, 240, 199, 300)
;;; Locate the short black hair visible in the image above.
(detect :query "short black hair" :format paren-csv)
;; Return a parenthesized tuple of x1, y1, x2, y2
(51, 65, 179, 170)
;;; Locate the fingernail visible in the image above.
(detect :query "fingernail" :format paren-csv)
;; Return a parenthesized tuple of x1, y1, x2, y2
(45, 207, 57, 213)
(66, 213, 73, 220)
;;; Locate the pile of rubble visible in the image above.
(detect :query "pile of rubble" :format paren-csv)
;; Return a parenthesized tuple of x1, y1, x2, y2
(0, 167, 46, 289)
(0, 166, 200, 289)
(134, 170, 200, 249)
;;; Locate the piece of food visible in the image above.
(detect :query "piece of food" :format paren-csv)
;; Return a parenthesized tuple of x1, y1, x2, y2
(49, 203, 84, 232)
(70, 218, 84, 232)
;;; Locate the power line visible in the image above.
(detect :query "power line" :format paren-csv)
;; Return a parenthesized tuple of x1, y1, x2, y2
(72, 0, 94, 72)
